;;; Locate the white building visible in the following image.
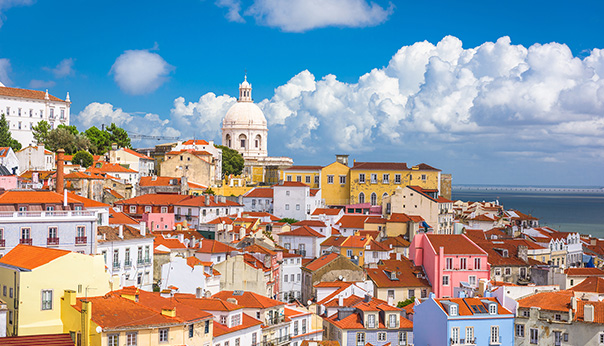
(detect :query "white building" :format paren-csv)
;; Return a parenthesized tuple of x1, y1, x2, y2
(242, 187, 274, 213)
(173, 195, 243, 228)
(280, 252, 303, 302)
(0, 85, 70, 147)
(160, 255, 220, 296)
(0, 147, 18, 174)
(273, 181, 323, 221)
(15, 144, 55, 174)
(97, 224, 154, 291)
(108, 147, 155, 177)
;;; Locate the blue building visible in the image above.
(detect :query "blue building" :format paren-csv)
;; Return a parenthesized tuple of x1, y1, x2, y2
(413, 293, 514, 346)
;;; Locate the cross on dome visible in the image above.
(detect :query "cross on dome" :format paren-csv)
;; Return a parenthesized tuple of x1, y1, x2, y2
(239, 75, 252, 102)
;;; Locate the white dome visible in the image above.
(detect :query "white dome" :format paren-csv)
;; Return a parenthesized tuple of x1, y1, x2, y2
(223, 102, 267, 127)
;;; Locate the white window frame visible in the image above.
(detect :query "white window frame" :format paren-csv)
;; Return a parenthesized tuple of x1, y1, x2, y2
(490, 325, 499, 344)
(451, 327, 459, 344)
(443, 275, 450, 286)
(41, 289, 53, 310)
(359, 173, 365, 183)
(327, 175, 334, 184)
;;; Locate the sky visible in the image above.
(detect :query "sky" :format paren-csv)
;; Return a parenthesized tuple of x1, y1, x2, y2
(0, 0, 603, 186)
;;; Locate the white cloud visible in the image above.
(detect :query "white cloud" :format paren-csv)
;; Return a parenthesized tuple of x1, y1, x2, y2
(0, 0, 34, 28)
(44, 58, 75, 78)
(110, 50, 173, 95)
(245, 0, 393, 32)
(0, 58, 11, 85)
(215, 0, 245, 23)
(170, 92, 237, 140)
(74, 102, 181, 145)
(29, 79, 55, 88)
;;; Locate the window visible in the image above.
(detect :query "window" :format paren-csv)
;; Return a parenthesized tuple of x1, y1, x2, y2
(358, 173, 365, 183)
(126, 332, 137, 346)
(188, 324, 194, 338)
(296, 175, 301, 182)
(370, 173, 377, 183)
(378, 332, 386, 341)
(421, 174, 426, 180)
(125, 248, 131, 265)
(370, 192, 377, 205)
(504, 267, 511, 276)
(449, 305, 457, 316)
(296, 204, 300, 210)
(48, 226, 58, 239)
(600, 333, 604, 345)
(252, 332, 257, 346)
(108, 334, 119, 346)
(356, 332, 365, 346)
(466, 327, 474, 343)
(286, 175, 292, 181)
(130, 205, 137, 213)
(389, 313, 397, 328)
(297, 273, 300, 281)
(285, 204, 289, 210)
(446, 258, 453, 270)
(443, 275, 449, 286)
(2, 286, 5, 296)
(21, 227, 31, 240)
(489, 304, 496, 314)
(408, 289, 415, 298)
(367, 314, 375, 328)
(306, 176, 311, 184)
(495, 268, 501, 276)
(327, 175, 334, 184)
(314, 176, 319, 184)
(347, 249, 353, 257)
(554, 313, 561, 321)
(530, 328, 538, 344)
(398, 332, 407, 345)
(294, 320, 299, 335)
(421, 289, 427, 298)
(469, 275, 476, 287)
(113, 249, 119, 267)
(339, 175, 346, 184)
(145, 206, 151, 213)
(460, 258, 467, 269)
(554, 331, 562, 346)
(490, 326, 499, 344)
(286, 190, 290, 196)
(145, 245, 150, 262)
(9, 287, 13, 298)
(474, 257, 481, 270)
(284, 275, 288, 282)
(161, 206, 168, 213)
(515, 324, 524, 337)
(382, 174, 389, 184)
(302, 319, 306, 333)
(231, 314, 241, 326)
(235, 338, 240, 346)
(451, 327, 459, 344)
(41, 289, 53, 310)
(159, 328, 168, 342)
(358, 192, 365, 204)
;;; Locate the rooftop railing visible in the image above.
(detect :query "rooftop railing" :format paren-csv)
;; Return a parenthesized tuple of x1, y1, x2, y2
(0, 211, 96, 218)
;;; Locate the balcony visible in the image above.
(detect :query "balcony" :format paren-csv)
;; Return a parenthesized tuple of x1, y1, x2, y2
(75, 236, 87, 245)
(124, 260, 132, 268)
(113, 261, 120, 269)
(460, 338, 476, 345)
(265, 315, 285, 326)
(47, 237, 60, 245)
(260, 335, 290, 346)
(19, 238, 32, 245)
(0, 239, 5, 248)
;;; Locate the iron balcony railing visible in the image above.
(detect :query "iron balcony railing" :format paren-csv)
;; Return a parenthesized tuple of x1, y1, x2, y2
(47, 237, 60, 245)
(75, 236, 87, 245)
(19, 238, 32, 245)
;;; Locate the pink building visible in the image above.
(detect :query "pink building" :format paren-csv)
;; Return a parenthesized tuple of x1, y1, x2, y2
(409, 233, 490, 298)
(0, 175, 17, 190)
(142, 212, 175, 231)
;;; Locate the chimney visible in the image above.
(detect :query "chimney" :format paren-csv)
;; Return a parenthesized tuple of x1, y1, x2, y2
(205, 195, 210, 206)
(56, 149, 65, 194)
(178, 233, 184, 244)
(364, 294, 371, 303)
(63, 189, 68, 207)
(585, 304, 594, 322)
(112, 143, 118, 150)
(118, 225, 124, 239)
(140, 222, 146, 237)
(338, 295, 343, 306)
(518, 245, 528, 262)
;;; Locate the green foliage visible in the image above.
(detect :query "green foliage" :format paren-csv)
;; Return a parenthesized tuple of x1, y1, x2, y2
(58, 124, 79, 136)
(84, 123, 131, 154)
(72, 150, 94, 168)
(397, 298, 415, 308)
(32, 120, 51, 145)
(278, 218, 299, 224)
(0, 114, 22, 151)
(204, 188, 216, 195)
(45, 127, 90, 154)
(216, 145, 244, 177)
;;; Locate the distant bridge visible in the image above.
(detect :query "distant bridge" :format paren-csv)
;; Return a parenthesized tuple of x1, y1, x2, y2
(452, 186, 604, 194)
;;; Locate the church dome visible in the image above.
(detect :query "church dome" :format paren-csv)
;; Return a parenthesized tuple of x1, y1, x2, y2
(223, 102, 267, 127)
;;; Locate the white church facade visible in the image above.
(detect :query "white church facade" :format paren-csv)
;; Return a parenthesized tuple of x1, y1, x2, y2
(221, 77, 292, 183)
(0, 83, 71, 147)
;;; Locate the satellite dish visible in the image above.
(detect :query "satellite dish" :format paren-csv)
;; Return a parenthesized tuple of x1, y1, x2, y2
(96, 326, 102, 333)
(307, 300, 312, 306)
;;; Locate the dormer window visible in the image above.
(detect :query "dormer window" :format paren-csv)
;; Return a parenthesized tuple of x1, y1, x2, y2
(367, 314, 376, 328)
(450, 305, 458, 316)
(388, 313, 397, 328)
(489, 303, 497, 314)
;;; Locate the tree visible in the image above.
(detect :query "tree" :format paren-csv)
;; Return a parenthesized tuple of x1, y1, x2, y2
(0, 113, 22, 151)
(107, 123, 131, 149)
(57, 124, 79, 136)
(216, 145, 244, 177)
(397, 298, 415, 308)
(72, 150, 94, 168)
(46, 127, 90, 154)
(278, 218, 299, 224)
(84, 126, 111, 154)
(32, 120, 51, 145)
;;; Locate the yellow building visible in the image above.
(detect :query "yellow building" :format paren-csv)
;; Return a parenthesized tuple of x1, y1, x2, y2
(320, 156, 351, 206)
(61, 287, 214, 346)
(282, 166, 322, 188)
(0, 245, 112, 336)
(349, 162, 442, 207)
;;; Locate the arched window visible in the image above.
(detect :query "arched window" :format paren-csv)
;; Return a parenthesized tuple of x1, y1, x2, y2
(358, 192, 365, 204)
(382, 192, 388, 201)
(370, 192, 377, 206)
(255, 134, 261, 149)
(226, 134, 231, 148)
(239, 134, 247, 149)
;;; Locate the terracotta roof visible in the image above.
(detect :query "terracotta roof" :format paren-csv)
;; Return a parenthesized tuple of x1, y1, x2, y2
(351, 162, 409, 171)
(139, 176, 182, 187)
(365, 217, 387, 224)
(407, 186, 438, 203)
(212, 291, 283, 309)
(108, 209, 138, 225)
(340, 235, 372, 248)
(245, 244, 277, 256)
(122, 148, 153, 160)
(336, 215, 369, 229)
(367, 259, 430, 288)
(293, 220, 326, 227)
(517, 290, 574, 312)
(285, 165, 323, 171)
(0, 245, 70, 270)
(381, 235, 410, 248)
(66, 191, 110, 208)
(207, 216, 235, 225)
(174, 195, 242, 207)
(183, 139, 209, 145)
(575, 299, 604, 323)
(436, 297, 511, 316)
(312, 208, 343, 216)
(425, 234, 486, 255)
(196, 239, 238, 254)
(0, 190, 82, 205)
(321, 236, 348, 247)
(564, 268, 604, 277)
(411, 163, 441, 171)
(98, 225, 153, 242)
(104, 188, 124, 199)
(242, 211, 280, 221)
(570, 276, 604, 293)
(304, 252, 339, 271)
(279, 225, 324, 238)
(300, 341, 341, 346)
(154, 236, 188, 250)
(0, 333, 75, 346)
(388, 213, 415, 223)
(324, 298, 413, 329)
(276, 181, 309, 187)
(115, 194, 191, 206)
(0, 86, 66, 102)
(88, 162, 138, 173)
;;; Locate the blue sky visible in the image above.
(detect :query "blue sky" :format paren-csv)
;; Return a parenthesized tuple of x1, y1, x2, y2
(1, 0, 603, 186)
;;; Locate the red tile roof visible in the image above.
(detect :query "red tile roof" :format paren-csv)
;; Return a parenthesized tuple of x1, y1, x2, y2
(213, 313, 263, 336)
(196, 239, 238, 254)
(243, 187, 274, 198)
(115, 194, 191, 206)
(0, 245, 70, 270)
(174, 195, 242, 207)
(285, 165, 323, 171)
(0, 86, 66, 102)
(304, 252, 339, 271)
(517, 290, 574, 312)
(336, 215, 369, 229)
(0, 333, 75, 346)
(411, 163, 441, 171)
(425, 234, 486, 255)
(88, 162, 137, 173)
(66, 191, 111, 208)
(437, 297, 511, 316)
(183, 139, 209, 145)
(312, 208, 343, 216)
(122, 148, 153, 160)
(139, 176, 182, 186)
(367, 259, 430, 288)
(108, 209, 139, 225)
(207, 216, 235, 225)
(276, 181, 309, 187)
(564, 268, 604, 277)
(98, 225, 153, 242)
(212, 291, 283, 309)
(293, 220, 326, 227)
(279, 226, 324, 238)
(351, 162, 409, 171)
(570, 276, 604, 293)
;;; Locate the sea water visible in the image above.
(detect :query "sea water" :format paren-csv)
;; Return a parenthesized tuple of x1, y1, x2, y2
(452, 188, 604, 237)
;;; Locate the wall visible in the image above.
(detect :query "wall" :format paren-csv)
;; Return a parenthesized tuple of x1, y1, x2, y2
(412, 297, 448, 346)
(320, 162, 350, 206)
(273, 185, 309, 221)
(214, 254, 270, 297)
(160, 152, 213, 187)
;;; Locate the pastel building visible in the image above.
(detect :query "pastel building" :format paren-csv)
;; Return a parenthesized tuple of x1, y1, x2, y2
(409, 234, 490, 298)
(413, 294, 515, 346)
